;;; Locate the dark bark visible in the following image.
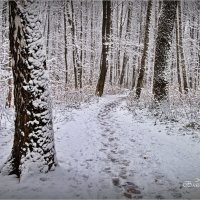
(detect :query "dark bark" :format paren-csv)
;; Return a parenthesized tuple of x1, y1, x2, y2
(96, 1, 111, 96)
(109, 2, 114, 85)
(136, 0, 152, 98)
(178, 1, 188, 93)
(64, 1, 68, 85)
(116, 2, 124, 82)
(131, 67, 136, 89)
(79, 1, 83, 89)
(89, 2, 94, 85)
(71, 1, 78, 89)
(153, 1, 177, 102)
(132, 3, 143, 90)
(2, 1, 57, 178)
(176, 6, 182, 93)
(5, 78, 12, 108)
(189, 15, 195, 89)
(46, 2, 50, 60)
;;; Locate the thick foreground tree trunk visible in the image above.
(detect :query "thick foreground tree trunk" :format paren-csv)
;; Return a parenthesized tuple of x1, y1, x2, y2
(153, 1, 177, 102)
(1, 1, 57, 178)
(96, 1, 111, 96)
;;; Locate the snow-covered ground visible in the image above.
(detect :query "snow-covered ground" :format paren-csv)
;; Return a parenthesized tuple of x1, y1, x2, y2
(0, 94, 200, 199)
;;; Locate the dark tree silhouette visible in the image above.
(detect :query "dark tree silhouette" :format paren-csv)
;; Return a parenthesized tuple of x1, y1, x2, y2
(153, 1, 178, 102)
(96, 1, 111, 97)
(1, 0, 57, 178)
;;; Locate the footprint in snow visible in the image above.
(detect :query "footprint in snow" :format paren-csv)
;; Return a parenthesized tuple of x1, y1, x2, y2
(40, 177, 48, 182)
(120, 159, 130, 166)
(155, 194, 165, 199)
(99, 148, 106, 152)
(108, 137, 115, 142)
(110, 149, 117, 154)
(113, 181, 141, 199)
(107, 155, 118, 163)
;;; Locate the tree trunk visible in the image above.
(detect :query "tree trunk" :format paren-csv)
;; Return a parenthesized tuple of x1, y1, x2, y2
(136, 0, 152, 98)
(5, 78, 12, 108)
(189, 14, 195, 89)
(96, 1, 111, 97)
(2, 1, 12, 108)
(2, 1, 7, 44)
(132, 2, 143, 90)
(79, 1, 83, 89)
(46, 2, 50, 60)
(153, 1, 177, 102)
(119, 2, 133, 86)
(175, 5, 182, 93)
(109, 2, 114, 86)
(64, 1, 68, 86)
(1, 1, 57, 178)
(116, 2, 124, 82)
(89, 2, 94, 85)
(178, 1, 188, 93)
(71, 1, 78, 89)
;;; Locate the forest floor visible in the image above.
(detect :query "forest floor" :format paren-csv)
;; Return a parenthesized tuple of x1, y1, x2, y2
(0, 94, 200, 199)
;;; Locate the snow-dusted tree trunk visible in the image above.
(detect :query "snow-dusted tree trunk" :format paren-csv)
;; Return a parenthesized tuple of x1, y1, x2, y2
(96, 1, 111, 96)
(63, 1, 68, 86)
(79, 1, 83, 89)
(1, 0, 57, 178)
(46, 2, 50, 60)
(119, 1, 133, 87)
(1, 1, 12, 108)
(89, 1, 94, 86)
(2, 1, 7, 44)
(132, 2, 144, 90)
(116, 2, 124, 83)
(71, 1, 78, 89)
(178, 1, 188, 93)
(135, 0, 152, 98)
(176, 5, 182, 93)
(109, 2, 114, 86)
(153, 1, 177, 102)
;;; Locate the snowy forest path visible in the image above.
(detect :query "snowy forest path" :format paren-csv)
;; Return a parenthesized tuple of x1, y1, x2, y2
(53, 94, 200, 199)
(0, 94, 200, 199)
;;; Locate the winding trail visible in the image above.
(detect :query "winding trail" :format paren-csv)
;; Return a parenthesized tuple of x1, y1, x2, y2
(0, 94, 200, 199)
(53, 94, 200, 199)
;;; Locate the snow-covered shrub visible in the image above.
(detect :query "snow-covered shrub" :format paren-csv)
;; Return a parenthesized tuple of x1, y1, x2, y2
(167, 88, 200, 126)
(127, 87, 200, 132)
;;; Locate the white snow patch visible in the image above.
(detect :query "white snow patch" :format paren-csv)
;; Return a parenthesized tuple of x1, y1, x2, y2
(0, 94, 200, 198)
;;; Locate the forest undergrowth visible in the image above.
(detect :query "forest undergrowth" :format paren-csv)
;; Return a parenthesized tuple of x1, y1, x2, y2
(1, 85, 200, 139)
(127, 87, 200, 140)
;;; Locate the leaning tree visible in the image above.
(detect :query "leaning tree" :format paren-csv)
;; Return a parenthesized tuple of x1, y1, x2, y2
(1, 0, 57, 178)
